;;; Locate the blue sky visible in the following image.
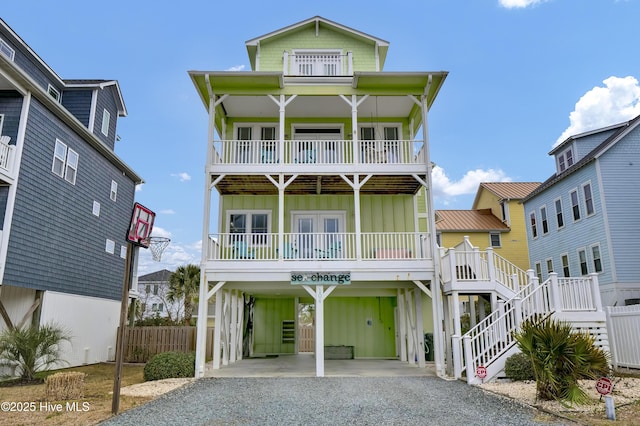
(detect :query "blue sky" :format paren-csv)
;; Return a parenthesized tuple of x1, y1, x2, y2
(3, 0, 640, 275)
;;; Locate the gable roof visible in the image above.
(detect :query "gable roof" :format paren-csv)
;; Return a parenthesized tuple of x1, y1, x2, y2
(524, 114, 640, 202)
(435, 209, 509, 232)
(245, 16, 390, 70)
(64, 79, 127, 116)
(138, 269, 172, 282)
(472, 182, 540, 209)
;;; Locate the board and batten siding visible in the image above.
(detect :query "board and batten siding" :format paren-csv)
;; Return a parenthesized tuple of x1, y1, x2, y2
(252, 297, 296, 355)
(597, 126, 640, 285)
(221, 194, 416, 233)
(258, 26, 377, 72)
(2, 98, 136, 300)
(524, 164, 610, 284)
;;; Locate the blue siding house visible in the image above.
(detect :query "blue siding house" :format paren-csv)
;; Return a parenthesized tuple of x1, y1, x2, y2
(0, 19, 143, 367)
(523, 115, 640, 307)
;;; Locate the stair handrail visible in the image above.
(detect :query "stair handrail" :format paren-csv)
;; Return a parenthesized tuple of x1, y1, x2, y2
(457, 275, 554, 380)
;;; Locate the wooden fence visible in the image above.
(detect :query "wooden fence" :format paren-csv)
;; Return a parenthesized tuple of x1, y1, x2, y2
(299, 325, 314, 352)
(606, 305, 640, 369)
(119, 326, 215, 363)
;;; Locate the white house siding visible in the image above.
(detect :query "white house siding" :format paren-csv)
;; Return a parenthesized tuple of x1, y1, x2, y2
(596, 126, 640, 305)
(525, 165, 611, 286)
(0, 284, 37, 331)
(40, 291, 120, 367)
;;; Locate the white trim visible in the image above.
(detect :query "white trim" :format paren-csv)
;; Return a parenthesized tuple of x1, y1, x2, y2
(110, 180, 118, 201)
(0, 37, 15, 61)
(92, 201, 101, 217)
(553, 196, 564, 230)
(226, 210, 272, 245)
(232, 122, 279, 140)
(528, 210, 538, 239)
(545, 257, 554, 277)
(590, 242, 603, 273)
(88, 89, 98, 133)
(577, 247, 589, 275)
(569, 188, 581, 222)
(539, 205, 549, 235)
(0, 114, 4, 134)
(581, 180, 595, 217)
(52, 139, 67, 177)
(101, 109, 110, 136)
(595, 160, 616, 282)
(560, 252, 570, 277)
(64, 147, 78, 185)
(489, 231, 501, 248)
(47, 84, 61, 103)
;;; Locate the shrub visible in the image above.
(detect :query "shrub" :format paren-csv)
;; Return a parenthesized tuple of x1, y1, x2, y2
(514, 317, 610, 403)
(0, 323, 71, 381)
(504, 352, 534, 381)
(143, 351, 195, 381)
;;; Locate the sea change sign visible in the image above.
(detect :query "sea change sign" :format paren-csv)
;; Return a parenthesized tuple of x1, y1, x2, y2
(291, 271, 351, 285)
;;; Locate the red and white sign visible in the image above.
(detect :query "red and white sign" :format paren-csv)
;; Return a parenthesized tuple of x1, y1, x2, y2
(476, 365, 487, 379)
(596, 377, 613, 395)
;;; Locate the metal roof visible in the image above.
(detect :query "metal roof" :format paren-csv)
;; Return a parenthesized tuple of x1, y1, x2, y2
(435, 209, 509, 232)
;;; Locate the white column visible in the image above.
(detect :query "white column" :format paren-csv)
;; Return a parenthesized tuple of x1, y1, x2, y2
(212, 288, 223, 369)
(397, 289, 407, 362)
(415, 290, 425, 368)
(315, 285, 325, 377)
(230, 290, 238, 363)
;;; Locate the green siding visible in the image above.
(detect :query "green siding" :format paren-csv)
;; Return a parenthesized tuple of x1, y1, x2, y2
(253, 298, 296, 354)
(221, 194, 416, 233)
(258, 26, 377, 72)
(324, 297, 396, 358)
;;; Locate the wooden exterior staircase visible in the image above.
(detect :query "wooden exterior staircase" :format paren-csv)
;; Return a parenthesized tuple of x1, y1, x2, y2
(439, 240, 608, 385)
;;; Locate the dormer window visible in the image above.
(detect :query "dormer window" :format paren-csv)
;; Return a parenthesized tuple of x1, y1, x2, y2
(0, 38, 14, 61)
(48, 85, 61, 103)
(557, 147, 574, 173)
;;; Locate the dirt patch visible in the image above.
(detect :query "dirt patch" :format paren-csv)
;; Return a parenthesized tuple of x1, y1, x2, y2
(119, 378, 194, 397)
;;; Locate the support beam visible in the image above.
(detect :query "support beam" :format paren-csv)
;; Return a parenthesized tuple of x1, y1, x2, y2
(302, 284, 336, 377)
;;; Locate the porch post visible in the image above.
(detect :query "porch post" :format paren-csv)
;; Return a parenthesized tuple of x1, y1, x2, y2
(212, 288, 223, 369)
(415, 290, 425, 368)
(195, 87, 216, 378)
(549, 272, 562, 312)
(397, 289, 407, 362)
(315, 285, 325, 377)
(589, 272, 603, 311)
(230, 290, 238, 363)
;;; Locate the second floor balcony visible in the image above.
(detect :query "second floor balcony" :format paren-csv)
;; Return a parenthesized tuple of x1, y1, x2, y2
(211, 139, 426, 168)
(206, 231, 432, 262)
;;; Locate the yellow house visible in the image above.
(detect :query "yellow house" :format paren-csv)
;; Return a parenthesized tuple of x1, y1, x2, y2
(436, 182, 540, 271)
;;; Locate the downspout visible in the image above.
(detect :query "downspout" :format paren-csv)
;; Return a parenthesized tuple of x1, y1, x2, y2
(421, 75, 446, 377)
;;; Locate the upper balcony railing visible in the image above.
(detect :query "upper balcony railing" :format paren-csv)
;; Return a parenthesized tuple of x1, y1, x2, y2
(206, 232, 431, 261)
(211, 139, 426, 166)
(0, 135, 15, 177)
(283, 52, 353, 76)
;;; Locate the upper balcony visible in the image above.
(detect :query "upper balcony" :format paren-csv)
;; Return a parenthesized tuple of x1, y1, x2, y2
(0, 135, 16, 183)
(283, 51, 353, 77)
(210, 138, 426, 172)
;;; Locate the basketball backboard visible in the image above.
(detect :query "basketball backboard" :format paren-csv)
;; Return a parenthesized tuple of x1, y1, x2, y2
(126, 202, 155, 248)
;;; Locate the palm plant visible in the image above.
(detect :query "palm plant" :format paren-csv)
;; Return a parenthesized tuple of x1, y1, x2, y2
(514, 317, 610, 403)
(167, 264, 201, 325)
(0, 323, 71, 381)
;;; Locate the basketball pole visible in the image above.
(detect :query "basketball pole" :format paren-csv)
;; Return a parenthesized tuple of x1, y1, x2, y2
(112, 241, 137, 415)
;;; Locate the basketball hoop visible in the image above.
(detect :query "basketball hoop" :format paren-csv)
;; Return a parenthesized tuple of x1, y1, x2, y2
(142, 236, 171, 262)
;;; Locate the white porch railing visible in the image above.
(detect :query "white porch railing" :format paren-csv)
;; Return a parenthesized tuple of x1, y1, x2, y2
(0, 136, 15, 173)
(440, 247, 528, 295)
(283, 52, 353, 76)
(454, 272, 603, 384)
(206, 232, 430, 261)
(211, 139, 425, 166)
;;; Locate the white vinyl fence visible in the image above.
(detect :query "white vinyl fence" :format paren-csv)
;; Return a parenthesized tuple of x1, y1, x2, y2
(605, 305, 640, 369)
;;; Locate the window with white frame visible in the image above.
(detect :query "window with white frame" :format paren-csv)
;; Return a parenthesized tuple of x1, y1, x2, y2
(570, 189, 581, 221)
(554, 197, 564, 229)
(529, 211, 538, 238)
(578, 248, 588, 275)
(52, 139, 79, 184)
(540, 206, 549, 235)
(105, 239, 115, 254)
(227, 210, 271, 245)
(591, 244, 603, 273)
(48, 85, 61, 102)
(582, 182, 595, 216)
(546, 258, 554, 276)
(110, 180, 118, 201)
(535, 262, 542, 282)
(489, 232, 501, 248)
(235, 124, 278, 163)
(101, 109, 110, 136)
(0, 38, 15, 61)
(0, 114, 4, 134)
(561, 254, 570, 277)
(557, 147, 574, 172)
(358, 124, 402, 163)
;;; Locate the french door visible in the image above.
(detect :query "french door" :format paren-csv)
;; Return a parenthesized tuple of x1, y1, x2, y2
(292, 212, 344, 259)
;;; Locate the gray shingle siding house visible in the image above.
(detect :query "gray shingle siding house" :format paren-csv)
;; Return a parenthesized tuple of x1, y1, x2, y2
(0, 18, 143, 367)
(523, 115, 640, 307)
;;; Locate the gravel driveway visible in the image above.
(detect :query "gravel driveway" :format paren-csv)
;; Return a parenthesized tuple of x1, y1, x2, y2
(101, 377, 568, 425)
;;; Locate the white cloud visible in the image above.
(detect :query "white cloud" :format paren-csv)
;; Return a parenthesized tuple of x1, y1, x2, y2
(226, 65, 245, 71)
(432, 166, 511, 203)
(499, 0, 549, 8)
(135, 183, 143, 192)
(136, 238, 202, 277)
(171, 172, 192, 182)
(555, 76, 640, 146)
(150, 226, 172, 239)
(159, 209, 176, 215)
